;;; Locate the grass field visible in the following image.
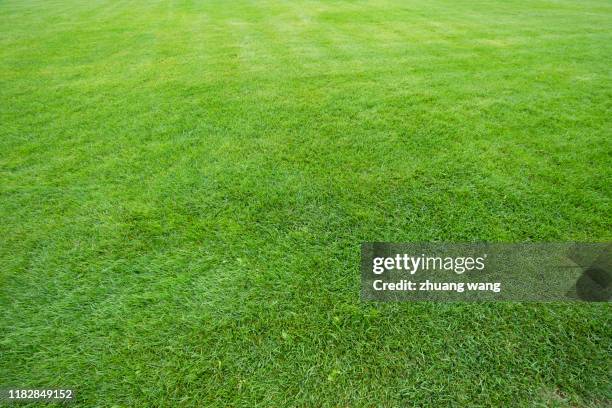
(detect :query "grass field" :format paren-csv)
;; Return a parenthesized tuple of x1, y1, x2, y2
(1, 0, 611, 406)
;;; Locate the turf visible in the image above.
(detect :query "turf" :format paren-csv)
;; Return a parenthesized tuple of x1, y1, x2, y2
(1, 0, 611, 406)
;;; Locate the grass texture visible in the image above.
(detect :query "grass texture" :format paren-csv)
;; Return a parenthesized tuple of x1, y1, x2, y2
(1, 0, 611, 406)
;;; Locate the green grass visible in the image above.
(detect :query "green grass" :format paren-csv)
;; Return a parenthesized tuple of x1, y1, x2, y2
(1, 0, 611, 406)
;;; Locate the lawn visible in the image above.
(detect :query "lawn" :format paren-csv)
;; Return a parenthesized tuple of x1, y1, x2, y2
(1, 0, 611, 406)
